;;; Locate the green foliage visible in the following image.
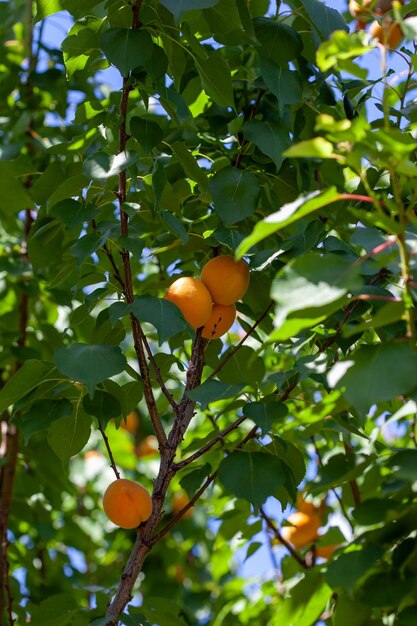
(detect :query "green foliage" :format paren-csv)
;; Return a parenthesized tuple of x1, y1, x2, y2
(3, 0, 417, 624)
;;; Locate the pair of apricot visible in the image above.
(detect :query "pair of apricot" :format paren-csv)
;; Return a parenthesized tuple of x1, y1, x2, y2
(164, 255, 250, 339)
(349, 0, 404, 49)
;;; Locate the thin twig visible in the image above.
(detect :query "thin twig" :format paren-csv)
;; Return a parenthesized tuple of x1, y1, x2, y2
(260, 506, 308, 569)
(150, 471, 217, 545)
(98, 423, 120, 480)
(343, 440, 361, 506)
(173, 415, 248, 470)
(206, 300, 274, 382)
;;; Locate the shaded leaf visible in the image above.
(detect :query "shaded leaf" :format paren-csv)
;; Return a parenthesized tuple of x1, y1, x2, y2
(0, 361, 55, 413)
(210, 166, 260, 226)
(48, 410, 91, 464)
(131, 296, 189, 343)
(101, 28, 152, 75)
(54, 344, 127, 396)
(186, 380, 245, 409)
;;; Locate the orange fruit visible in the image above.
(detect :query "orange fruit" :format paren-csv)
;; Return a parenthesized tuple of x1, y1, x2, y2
(349, 0, 373, 19)
(103, 478, 152, 529)
(164, 277, 212, 329)
(172, 492, 193, 519)
(296, 493, 319, 517)
(369, 18, 403, 48)
(316, 544, 338, 559)
(120, 410, 140, 435)
(135, 435, 159, 458)
(280, 511, 321, 549)
(201, 303, 236, 339)
(200, 255, 250, 305)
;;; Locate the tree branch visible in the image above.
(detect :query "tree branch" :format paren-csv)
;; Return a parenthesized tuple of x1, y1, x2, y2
(98, 423, 120, 480)
(259, 506, 308, 570)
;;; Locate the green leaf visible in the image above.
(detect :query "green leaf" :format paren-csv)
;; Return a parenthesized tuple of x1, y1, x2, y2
(243, 120, 291, 170)
(388, 449, 417, 482)
(236, 188, 340, 257)
(218, 451, 288, 507)
(260, 60, 303, 105)
(161, 211, 189, 245)
(19, 399, 73, 443)
(326, 545, 384, 593)
(254, 18, 302, 65)
(298, 0, 348, 39)
(332, 593, 372, 626)
(244, 401, 288, 435)
(82, 151, 139, 181)
(217, 346, 265, 386)
(0, 162, 35, 217)
(269, 253, 361, 340)
(100, 28, 153, 76)
(357, 571, 415, 609)
(170, 141, 209, 192)
(180, 464, 212, 496)
(186, 380, 245, 409)
(70, 231, 109, 265)
(195, 51, 234, 108)
(271, 572, 332, 626)
(46, 175, 90, 210)
(35, 0, 63, 22)
(317, 30, 372, 72)
(30, 593, 78, 626)
(83, 390, 122, 420)
(210, 166, 260, 226)
(131, 296, 189, 344)
(51, 199, 98, 228)
(159, 0, 221, 23)
(103, 380, 143, 418)
(283, 137, 335, 159)
(27, 218, 64, 271)
(48, 410, 91, 464)
(332, 343, 417, 414)
(0, 361, 55, 412)
(54, 344, 127, 396)
(397, 605, 417, 626)
(130, 117, 163, 154)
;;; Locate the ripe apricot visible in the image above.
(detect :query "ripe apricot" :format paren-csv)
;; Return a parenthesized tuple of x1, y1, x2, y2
(316, 544, 338, 559)
(164, 276, 212, 329)
(120, 410, 140, 435)
(201, 303, 236, 339)
(135, 435, 159, 458)
(296, 493, 319, 517)
(200, 255, 250, 305)
(172, 492, 193, 519)
(103, 478, 152, 529)
(369, 18, 403, 48)
(280, 511, 321, 549)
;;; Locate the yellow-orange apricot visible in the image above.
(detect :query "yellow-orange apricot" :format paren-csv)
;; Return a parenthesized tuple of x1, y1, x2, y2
(103, 478, 152, 529)
(200, 255, 250, 305)
(135, 435, 159, 458)
(316, 544, 339, 559)
(172, 492, 193, 519)
(165, 277, 212, 329)
(296, 493, 319, 517)
(369, 18, 403, 48)
(281, 511, 321, 549)
(201, 303, 236, 339)
(120, 410, 140, 435)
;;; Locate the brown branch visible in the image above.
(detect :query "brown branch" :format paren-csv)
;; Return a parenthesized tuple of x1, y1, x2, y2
(98, 423, 120, 480)
(0, 419, 19, 625)
(206, 300, 274, 382)
(105, 330, 207, 623)
(173, 415, 248, 470)
(234, 88, 265, 169)
(259, 506, 308, 569)
(115, 63, 167, 447)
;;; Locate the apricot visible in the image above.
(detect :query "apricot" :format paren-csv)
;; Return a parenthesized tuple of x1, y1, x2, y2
(200, 255, 250, 305)
(120, 410, 140, 435)
(103, 478, 152, 529)
(135, 434, 159, 458)
(369, 18, 403, 48)
(280, 511, 321, 549)
(316, 544, 338, 559)
(164, 276, 212, 329)
(296, 493, 319, 517)
(172, 492, 193, 519)
(201, 303, 236, 339)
